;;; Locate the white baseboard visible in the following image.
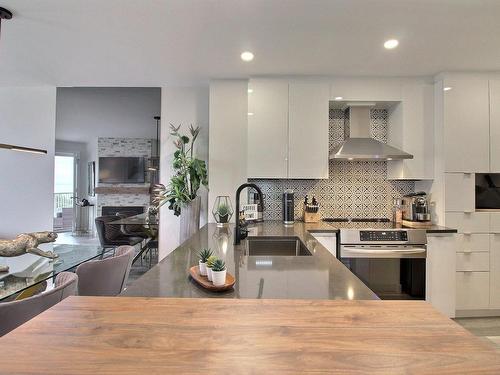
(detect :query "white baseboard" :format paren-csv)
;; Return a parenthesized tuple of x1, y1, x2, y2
(456, 309, 500, 318)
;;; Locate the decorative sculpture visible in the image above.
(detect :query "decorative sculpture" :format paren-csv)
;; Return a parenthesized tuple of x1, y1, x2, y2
(0, 231, 58, 272)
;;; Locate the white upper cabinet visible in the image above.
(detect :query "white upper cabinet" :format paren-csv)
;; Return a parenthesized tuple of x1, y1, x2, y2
(387, 82, 434, 180)
(247, 79, 289, 178)
(490, 80, 500, 173)
(288, 82, 329, 179)
(442, 76, 490, 172)
(247, 79, 329, 179)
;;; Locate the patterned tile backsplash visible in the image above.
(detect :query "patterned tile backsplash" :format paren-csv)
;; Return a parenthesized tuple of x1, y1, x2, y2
(249, 108, 415, 221)
(96, 137, 152, 215)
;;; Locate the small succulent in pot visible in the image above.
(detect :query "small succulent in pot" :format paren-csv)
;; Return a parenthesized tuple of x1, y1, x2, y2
(198, 248, 212, 276)
(212, 196, 233, 226)
(206, 255, 218, 281)
(211, 259, 227, 287)
(217, 203, 230, 223)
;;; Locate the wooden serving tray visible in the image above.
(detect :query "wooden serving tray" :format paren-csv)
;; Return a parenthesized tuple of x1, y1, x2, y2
(189, 266, 235, 292)
(402, 219, 433, 228)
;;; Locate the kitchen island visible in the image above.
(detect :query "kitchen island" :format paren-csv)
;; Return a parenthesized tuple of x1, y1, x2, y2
(123, 220, 455, 300)
(122, 221, 378, 300)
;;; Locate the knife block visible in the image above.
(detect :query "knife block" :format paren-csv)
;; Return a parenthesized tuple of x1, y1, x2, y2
(303, 205, 321, 223)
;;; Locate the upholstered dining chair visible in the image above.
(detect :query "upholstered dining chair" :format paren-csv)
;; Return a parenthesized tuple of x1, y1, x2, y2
(95, 216, 144, 251)
(0, 271, 78, 337)
(115, 211, 149, 239)
(76, 245, 134, 296)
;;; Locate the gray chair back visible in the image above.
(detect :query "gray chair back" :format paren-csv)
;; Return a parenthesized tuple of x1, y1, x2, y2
(0, 271, 78, 337)
(76, 245, 134, 296)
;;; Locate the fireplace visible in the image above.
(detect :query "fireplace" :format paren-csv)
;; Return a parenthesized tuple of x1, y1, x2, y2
(101, 206, 145, 216)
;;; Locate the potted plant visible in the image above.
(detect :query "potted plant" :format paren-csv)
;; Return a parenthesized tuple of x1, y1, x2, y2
(206, 255, 218, 281)
(212, 196, 234, 226)
(151, 124, 208, 242)
(211, 259, 227, 287)
(217, 203, 230, 223)
(198, 248, 212, 276)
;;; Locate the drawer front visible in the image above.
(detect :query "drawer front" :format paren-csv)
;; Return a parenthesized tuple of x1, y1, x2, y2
(490, 213, 500, 234)
(445, 212, 490, 234)
(458, 234, 490, 252)
(456, 271, 490, 310)
(456, 253, 489, 271)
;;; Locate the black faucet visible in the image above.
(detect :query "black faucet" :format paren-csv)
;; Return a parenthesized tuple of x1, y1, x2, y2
(234, 183, 264, 245)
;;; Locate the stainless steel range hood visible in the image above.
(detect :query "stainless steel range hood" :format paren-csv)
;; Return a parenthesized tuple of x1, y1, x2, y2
(329, 106, 413, 161)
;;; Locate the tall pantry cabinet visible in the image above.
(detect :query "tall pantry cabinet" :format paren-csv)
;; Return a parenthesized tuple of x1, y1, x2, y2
(440, 74, 500, 315)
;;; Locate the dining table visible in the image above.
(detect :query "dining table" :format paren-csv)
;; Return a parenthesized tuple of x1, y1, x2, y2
(108, 213, 158, 264)
(0, 243, 108, 301)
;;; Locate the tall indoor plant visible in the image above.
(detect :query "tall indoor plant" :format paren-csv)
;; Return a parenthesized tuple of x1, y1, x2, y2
(152, 124, 208, 241)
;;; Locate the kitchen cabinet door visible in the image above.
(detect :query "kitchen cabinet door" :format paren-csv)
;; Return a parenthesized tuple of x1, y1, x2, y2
(426, 234, 456, 317)
(444, 173, 475, 212)
(288, 82, 329, 179)
(490, 80, 500, 172)
(443, 76, 489, 172)
(247, 79, 289, 178)
(456, 271, 490, 310)
(490, 234, 500, 308)
(387, 82, 434, 180)
(490, 213, 500, 234)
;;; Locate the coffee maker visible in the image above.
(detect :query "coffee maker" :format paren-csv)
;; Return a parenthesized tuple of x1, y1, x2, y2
(402, 192, 431, 222)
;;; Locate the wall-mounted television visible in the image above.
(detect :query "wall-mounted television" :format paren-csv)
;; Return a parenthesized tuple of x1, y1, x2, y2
(98, 157, 145, 184)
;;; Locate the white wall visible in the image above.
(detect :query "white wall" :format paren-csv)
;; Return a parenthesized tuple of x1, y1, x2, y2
(55, 87, 161, 202)
(208, 80, 248, 223)
(0, 87, 57, 237)
(159, 86, 209, 260)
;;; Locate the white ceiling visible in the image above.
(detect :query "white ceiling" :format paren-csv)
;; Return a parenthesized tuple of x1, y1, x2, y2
(0, 0, 500, 86)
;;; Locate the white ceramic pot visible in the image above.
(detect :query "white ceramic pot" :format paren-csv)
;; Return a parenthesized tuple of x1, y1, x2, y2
(212, 269, 227, 287)
(199, 261, 207, 276)
(207, 267, 213, 281)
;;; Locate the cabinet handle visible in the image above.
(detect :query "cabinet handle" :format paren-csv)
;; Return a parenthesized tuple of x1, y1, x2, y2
(463, 270, 473, 273)
(463, 232, 472, 235)
(463, 250, 472, 254)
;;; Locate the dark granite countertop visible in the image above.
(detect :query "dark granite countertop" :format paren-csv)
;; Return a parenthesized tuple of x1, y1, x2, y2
(122, 221, 378, 300)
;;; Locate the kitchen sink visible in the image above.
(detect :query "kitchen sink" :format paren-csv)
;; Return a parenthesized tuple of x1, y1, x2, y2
(246, 237, 312, 256)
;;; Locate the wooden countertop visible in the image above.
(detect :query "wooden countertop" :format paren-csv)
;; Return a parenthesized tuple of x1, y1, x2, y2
(1, 297, 500, 374)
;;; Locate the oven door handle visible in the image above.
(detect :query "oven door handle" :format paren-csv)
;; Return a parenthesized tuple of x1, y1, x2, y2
(342, 247, 426, 255)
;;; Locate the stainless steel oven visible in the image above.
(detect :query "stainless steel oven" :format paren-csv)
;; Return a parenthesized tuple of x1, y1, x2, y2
(339, 229, 427, 300)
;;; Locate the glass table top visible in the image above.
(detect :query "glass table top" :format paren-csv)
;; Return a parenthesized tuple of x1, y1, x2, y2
(109, 213, 158, 226)
(0, 243, 108, 301)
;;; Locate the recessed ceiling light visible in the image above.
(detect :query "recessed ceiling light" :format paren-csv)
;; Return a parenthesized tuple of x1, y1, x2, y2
(248, 112, 254, 116)
(248, 88, 253, 94)
(443, 87, 452, 91)
(334, 96, 343, 101)
(384, 39, 399, 49)
(241, 51, 254, 62)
